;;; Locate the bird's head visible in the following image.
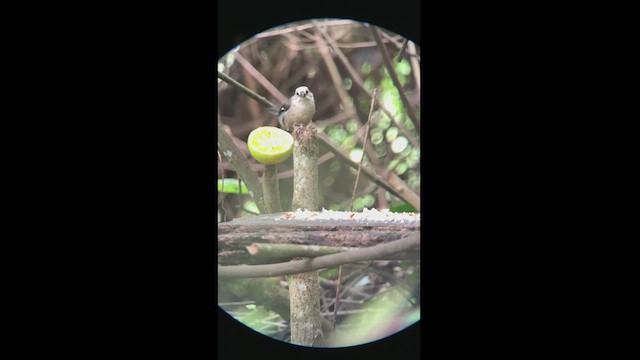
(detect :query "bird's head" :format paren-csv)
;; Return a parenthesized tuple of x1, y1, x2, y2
(295, 86, 313, 99)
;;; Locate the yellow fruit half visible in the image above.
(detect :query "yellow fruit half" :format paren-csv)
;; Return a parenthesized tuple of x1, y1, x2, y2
(247, 126, 294, 165)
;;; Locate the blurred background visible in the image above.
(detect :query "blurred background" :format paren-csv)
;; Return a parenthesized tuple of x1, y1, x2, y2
(217, 18, 421, 346)
(217, 18, 421, 222)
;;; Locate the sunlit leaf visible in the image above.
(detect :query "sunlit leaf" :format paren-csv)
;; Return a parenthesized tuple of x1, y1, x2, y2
(385, 127, 398, 142)
(342, 77, 352, 90)
(395, 162, 408, 175)
(243, 200, 259, 214)
(361, 62, 372, 74)
(395, 59, 411, 75)
(389, 204, 416, 212)
(370, 128, 384, 145)
(218, 179, 249, 194)
(349, 148, 364, 162)
(329, 288, 419, 346)
(391, 136, 408, 154)
(345, 119, 358, 133)
(363, 194, 375, 207)
(377, 114, 391, 130)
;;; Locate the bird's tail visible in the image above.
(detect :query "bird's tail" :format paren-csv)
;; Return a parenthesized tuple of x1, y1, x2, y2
(267, 105, 280, 115)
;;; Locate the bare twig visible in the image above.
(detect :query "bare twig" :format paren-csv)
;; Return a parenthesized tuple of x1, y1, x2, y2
(315, 35, 380, 167)
(311, 20, 420, 149)
(245, 243, 361, 258)
(253, 19, 355, 40)
(313, 109, 356, 129)
(316, 131, 420, 210)
(350, 88, 377, 211)
(386, 171, 421, 211)
(338, 183, 377, 210)
(262, 164, 283, 213)
(379, 31, 420, 61)
(371, 26, 420, 131)
(395, 38, 409, 62)
(218, 234, 419, 278)
(218, 150, 227, 222)
(233, 52, 288, 104)
(250, 19, 405, 48)
(217, 70, 277, 110)
(217, 121, 267, 214)
(408, 41, 421, 91)
(332, 265, 343, 331)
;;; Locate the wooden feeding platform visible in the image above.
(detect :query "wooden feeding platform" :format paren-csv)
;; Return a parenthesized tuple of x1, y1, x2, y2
(218, 209, 421, 265)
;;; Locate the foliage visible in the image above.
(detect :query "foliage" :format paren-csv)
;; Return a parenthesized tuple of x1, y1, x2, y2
(226, 304, 289, 340)
(217, 19, 420, 220)
(217, 178, 248, 194)
(217, 19, 421, 347)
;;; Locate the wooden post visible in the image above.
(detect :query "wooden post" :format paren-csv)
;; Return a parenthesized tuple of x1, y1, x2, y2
(288, 126, 322, 346)
(262, 164, 282, 213)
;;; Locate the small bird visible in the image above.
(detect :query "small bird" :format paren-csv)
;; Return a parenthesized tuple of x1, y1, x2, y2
(276, 86, 316, 131)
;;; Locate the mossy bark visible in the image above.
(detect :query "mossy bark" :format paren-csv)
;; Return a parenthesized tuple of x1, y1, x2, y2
(289, 126, 322, 346)
(290, 126, 318, 212)
(288, 268, 322, 345)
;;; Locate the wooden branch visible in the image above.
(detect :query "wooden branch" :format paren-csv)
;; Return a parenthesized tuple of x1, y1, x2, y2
(350, 88, 377, 210)
(218, 234, 420, 279)
(311, 20, 420, 150)
(218, 213, 420, 255)
(395, 38, 409, 62)
(386, 172, 421, 211)
(315, 37, 381, 168)
(218, 228, 420, 265)
(217, 121, 267, 214)
(408, 41, 421, 91)
(370, 26, 420, 131)
(316, 131, 421, 210)
(289, 125, 321, 346)
(246, 243, 361, 258)
(240, 243, 419, 265)
(233, 52, 288, 104)
(262, 164, 282, 213)
(289, 267, 322, 346)
(217, 70, 277, 110)
(291, 126, 318, 211)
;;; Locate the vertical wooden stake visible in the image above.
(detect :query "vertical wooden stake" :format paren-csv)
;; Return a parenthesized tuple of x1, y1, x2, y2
(289, 126, 322, 346)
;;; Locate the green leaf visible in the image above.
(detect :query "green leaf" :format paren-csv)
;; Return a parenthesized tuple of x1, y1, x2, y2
(218, 179, 249, 194)
(389, 203, 416, 213)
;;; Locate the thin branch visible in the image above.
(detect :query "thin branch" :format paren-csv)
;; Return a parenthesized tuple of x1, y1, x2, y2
(313, 109, 356, 129)
(217, 70, 277, 110)
(253, 20, 356, 40)
(217, 150, 227, 222)
(218, 234, 419, 278)
(408, 41, 421, 91)
(350, 88, 377, 211)
(395, 38, 409, 62)
(311, 20, 420, 150)
(316, 131, 420, 210)
(333, 265, 343, 331)
(386, 171, 421, 211)
(315, 35, 380, 167)
(233, 52, 288, 104)
(217, 121, 267, 214)
(371, 26, 420, 131)
(338, 183, 377, 210)
(246, 243, 361, 258)
(262, 164, 282, 213)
